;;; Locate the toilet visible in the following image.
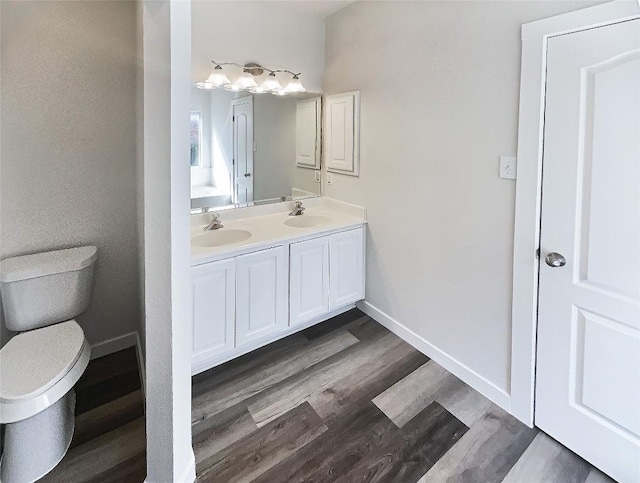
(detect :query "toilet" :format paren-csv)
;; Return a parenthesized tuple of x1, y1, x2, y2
(0, 246, 97, 482)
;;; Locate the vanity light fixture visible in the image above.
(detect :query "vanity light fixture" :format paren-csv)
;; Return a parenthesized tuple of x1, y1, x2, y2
(236, 69, 258, 89)
(196, 60, 304, 95)
(284, 74, 305, 93)
(261, 72, 283, 91)
(196, 64, 231, 89)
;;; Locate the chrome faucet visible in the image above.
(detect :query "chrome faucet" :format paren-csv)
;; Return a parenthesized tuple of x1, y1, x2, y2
(289, 201, 305, 216)
(203, 213, 223, 230)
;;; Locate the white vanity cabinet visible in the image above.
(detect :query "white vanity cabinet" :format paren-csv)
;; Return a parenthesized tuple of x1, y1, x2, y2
(236, 246, 289, 346)
(191, 225, 365, 375)
(329, 228, 365, 309)
(191, 258, 236, 367)
(290, 236, 330, 326)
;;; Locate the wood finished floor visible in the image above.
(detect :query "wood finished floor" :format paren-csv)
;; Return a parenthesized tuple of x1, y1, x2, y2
(39, 347, 146, 482)
(35, 310, 614, 482)
(191, 309, 612, 483)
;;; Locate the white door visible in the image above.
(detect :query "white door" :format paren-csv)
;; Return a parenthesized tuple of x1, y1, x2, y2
(290, 237, 330, 326)
(236, 246, 288, 346)
(329, 228, 364, 310)
(536, 19, 640, 483)
(191, 259, 236, 368)
(233, 97, 254, 204)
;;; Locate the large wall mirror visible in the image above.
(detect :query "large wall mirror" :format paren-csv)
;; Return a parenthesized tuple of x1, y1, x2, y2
(190, 86, 323, 210)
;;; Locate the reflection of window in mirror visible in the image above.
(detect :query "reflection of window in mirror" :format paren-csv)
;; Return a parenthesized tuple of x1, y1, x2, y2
(190, 111, 202, 167)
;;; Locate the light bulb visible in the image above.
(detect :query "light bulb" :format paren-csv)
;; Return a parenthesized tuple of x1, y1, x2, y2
(261, 72, 282, 91)
(236, 70, 257, 89)
(205, 65, 230, 87)
(284, 75, 305, 93)
(271, 88, 288, 96)
(249, 86, 268, 94)
(224, 84, 241, 92)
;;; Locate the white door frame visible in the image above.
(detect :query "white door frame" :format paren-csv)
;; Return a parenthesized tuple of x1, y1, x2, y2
(510, 0, 640, 426)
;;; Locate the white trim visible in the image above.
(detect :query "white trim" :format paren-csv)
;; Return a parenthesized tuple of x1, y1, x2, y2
(177, 451, 196, 483)
(90, 332, 138, 360)
(135, 332, 146, 400)
(511, 0, 640, 426)
(89, 331, 146, 401)
(358, 301, 511, 412)
(144, 451, 195, 483)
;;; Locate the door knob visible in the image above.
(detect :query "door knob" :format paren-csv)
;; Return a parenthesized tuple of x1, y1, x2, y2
(545, 252, 566, 268)
(244, 173, 251, 177)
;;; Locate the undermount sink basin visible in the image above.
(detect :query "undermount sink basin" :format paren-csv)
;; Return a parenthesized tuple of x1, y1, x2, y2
(284, 215, 332, 228)
(192, 229, 252, 248)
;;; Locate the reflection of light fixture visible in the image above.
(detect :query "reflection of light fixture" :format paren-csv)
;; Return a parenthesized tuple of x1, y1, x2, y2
(206, 64, 231, 87)
(261, 72, 282, 91)
(285, 75, 305, 93)
(197, 60, 304, 93)
(195, 81, 214, 90)
(236, 70, 258, 89)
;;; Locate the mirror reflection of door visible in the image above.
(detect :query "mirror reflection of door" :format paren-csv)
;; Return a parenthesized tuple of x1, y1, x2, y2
(232, 97, 254, 204)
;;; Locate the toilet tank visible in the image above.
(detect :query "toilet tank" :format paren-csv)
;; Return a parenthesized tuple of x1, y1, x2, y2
(0, 246, 98, 331)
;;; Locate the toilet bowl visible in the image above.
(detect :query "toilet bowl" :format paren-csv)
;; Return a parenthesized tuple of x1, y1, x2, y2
(0, 246, 97, 482)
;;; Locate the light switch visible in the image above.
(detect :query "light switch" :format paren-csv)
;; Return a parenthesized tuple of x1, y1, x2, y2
(499, 156, 517, 180)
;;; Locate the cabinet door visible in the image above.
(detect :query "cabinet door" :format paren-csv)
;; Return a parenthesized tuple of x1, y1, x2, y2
(191, 259, 236, 364)
(296, 97, 321, 169)
(236, 246, 288, 346)
(325, 91, 360, 176)
(290, 237, 330, 326)
(330, 228, 364, 309)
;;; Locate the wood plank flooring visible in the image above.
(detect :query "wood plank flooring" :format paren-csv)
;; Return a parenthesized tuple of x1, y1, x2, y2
(192, 309, 612, 483)
(40, 347, 146, 482)
(23, 309, 614, 482)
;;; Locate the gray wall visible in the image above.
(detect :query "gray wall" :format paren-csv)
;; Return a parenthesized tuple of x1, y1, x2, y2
(323, 0, 602, 395)
(1, 1, 139, 347)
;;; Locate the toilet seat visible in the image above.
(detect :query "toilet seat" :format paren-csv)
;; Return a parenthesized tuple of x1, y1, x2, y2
(0, 320, 91, 424)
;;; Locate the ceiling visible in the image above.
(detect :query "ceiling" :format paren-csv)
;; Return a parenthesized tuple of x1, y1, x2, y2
(267, 1, 355, 19)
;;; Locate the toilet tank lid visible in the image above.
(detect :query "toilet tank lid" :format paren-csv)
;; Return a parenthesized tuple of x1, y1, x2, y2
(0, 246, 98, 283)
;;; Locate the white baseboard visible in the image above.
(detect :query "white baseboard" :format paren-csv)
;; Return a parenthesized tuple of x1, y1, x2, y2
(357, 300, 511, 412)
(135, 331, 147, 401)
(178, 450, 196, 483)
(90, 331, 138, 360)
(90, 331, 146, 404)
(143, 449, 195, 483)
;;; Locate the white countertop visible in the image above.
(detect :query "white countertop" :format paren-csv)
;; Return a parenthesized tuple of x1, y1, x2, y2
(191, 197, 366, 266)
